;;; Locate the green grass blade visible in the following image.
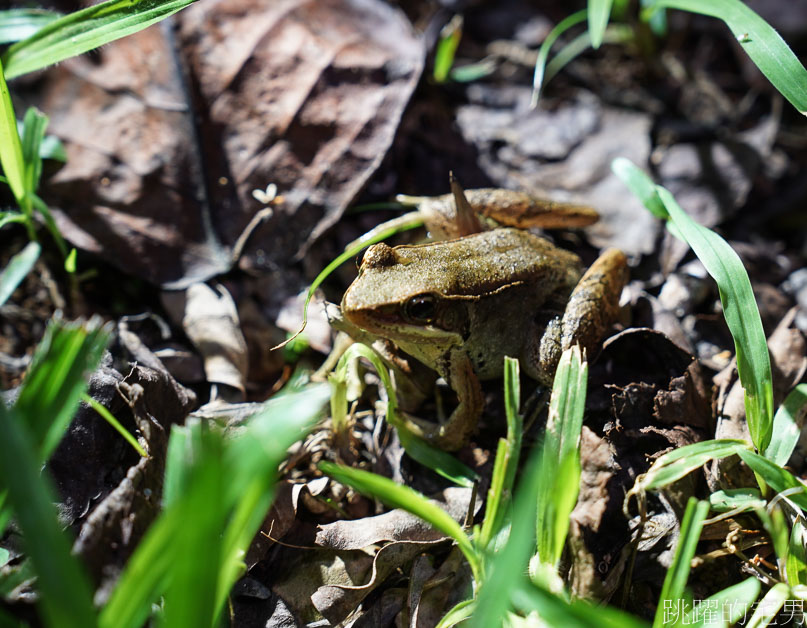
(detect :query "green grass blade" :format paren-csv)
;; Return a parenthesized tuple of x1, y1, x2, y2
(82, 393, 147, 458)
(737, 449, 807, 512)
(0, 241, 39, 307)
(98, 502, 181, 628)
(479, 357, 522, 548)
(471, 444, 548, 626)
(0, 403, 97, 628)
(20, 107, 46, 197)
(449, 58, 497, 83)
(657, 186, 773, 450)
(277, 215, 421, 351)
(787, 520, 807, 587)
(531, 9, 587, 107)
(540, 25, 633, 102)
(333, 342, 476, 486)
(0, 211, 27, 229)
(708, 488, 765, 512)
(653, 498, 710, 628)
(689, 577, 759, 626)
(764, 383, 807, 466)
(2, 0, 197, 80)
(611, 157, 667, 218)
(39, 132, 66, 162)
(435, 598, 475, 628)
(0, 59, 25, 203)
(643, 0, 807, 114)
(161, 424, 225, 628)
(634, 439, 750, 491)
(0, 9, 60, 44)
(30, 193, 68, 257)
(640, 0, 667, 36)
(536, 345, 587, 568)
(320, 461, 481, 582)
(103, 386, 327, 628)
(746, 582, 789, 627)
(613, 158, 774, 451)
(434, 15, 462, 83)
(588, 0, 614, 48)
(15, 316, 111, 459)
(162, 424, 190, 508)
(510, 584, 649, 627)
(214, 384, 330, 615)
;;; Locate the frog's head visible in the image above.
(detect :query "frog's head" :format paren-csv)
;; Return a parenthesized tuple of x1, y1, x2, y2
(341, 241, 469, 348)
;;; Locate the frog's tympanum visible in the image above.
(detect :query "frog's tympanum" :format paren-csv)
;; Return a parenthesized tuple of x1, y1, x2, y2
(340, 226, 628, 451)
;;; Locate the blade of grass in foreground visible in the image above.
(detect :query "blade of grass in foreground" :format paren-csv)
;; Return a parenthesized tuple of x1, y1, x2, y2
(320, 461, 481, 583)
(587, 0, 613, 49)
(14, 316, 111, 460)
(470, 443, 544, 627)
(0, 58, 26, 205)
(631, 439, 750, 493)
(472, 346, 587, 626)
(0, 240, 39, 307)
(478, 356, 522, 549)
(653, 498, 710, 628)
(613, 158, 774, 452)
(511, 584, 648, 627)
(536, 345, 587, 569)
(764, 383, 807, 467)
(746, 582, 789, 627)
(737, 449, 807, 512)
(787, 520, 807, 587)
(686, 577, 759, 626)
(160, 423, 225, 628)
(2, 0, 196, 80)
(0, 404, 96, 628)
(643, 0, 807, 114)
(0, 9, 60, 44)
(214, 384, 331, 618)
(101, 385, 329, 628)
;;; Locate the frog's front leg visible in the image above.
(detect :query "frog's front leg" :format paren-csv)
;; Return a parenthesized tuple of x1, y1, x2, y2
(401, 349, 484, 451)
(531, 248, 628, 382)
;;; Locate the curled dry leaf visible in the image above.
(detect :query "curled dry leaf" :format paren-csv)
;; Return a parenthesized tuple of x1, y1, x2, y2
(570, 328, 710, 601)
(163, 283, 248, 395)
(23, 0, 424, 287)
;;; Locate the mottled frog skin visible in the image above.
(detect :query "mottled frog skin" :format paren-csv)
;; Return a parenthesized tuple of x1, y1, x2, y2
(340, 227, 628, 450)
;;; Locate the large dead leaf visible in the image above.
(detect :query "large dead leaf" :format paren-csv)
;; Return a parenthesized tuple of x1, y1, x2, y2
(20, 0, 423, 287)
(455, 87, 656, 257)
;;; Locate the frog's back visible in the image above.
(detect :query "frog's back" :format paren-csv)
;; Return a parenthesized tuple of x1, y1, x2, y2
(393, 228, 582, 298)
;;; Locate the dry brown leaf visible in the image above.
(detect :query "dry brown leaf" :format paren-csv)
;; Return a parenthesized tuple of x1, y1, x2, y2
(22, 0, 423, 287)
(163, 283, 249, 395)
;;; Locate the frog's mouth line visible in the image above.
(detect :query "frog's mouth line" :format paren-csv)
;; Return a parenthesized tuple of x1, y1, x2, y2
(346, 309, 458, 343)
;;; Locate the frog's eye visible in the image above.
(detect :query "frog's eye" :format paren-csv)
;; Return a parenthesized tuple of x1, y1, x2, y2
(404, 294, 436, 323)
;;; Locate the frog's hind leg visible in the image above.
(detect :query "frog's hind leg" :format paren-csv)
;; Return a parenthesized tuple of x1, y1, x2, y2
(400, 351, 484, 451)
(528, 248, 628, 383)
(560, 248, 628, 356)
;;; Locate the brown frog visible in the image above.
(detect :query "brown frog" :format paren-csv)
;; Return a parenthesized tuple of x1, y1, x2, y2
(339, 226, 628, 451)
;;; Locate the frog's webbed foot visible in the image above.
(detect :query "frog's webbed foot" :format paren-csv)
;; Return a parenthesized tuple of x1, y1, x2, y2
(400, 352, 483, 451)
(531, 248, 628, 382)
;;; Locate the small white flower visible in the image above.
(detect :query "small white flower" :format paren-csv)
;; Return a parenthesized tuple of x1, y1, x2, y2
(252, 183, 279, 205)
